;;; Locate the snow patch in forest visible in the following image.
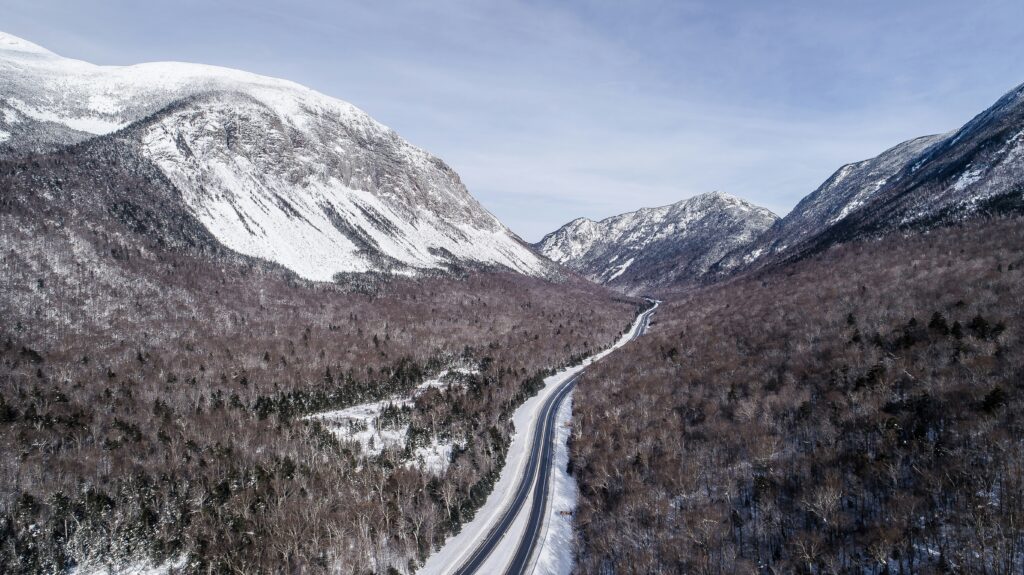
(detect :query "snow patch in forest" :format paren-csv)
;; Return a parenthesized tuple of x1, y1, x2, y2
(953, 166, 986, 192)
(7, 97, 125, 135)
(311, 398, 409, 456)
(71, 554, 188, 575)
(87, 93, 121, 115)
(305, 368, 476, 474)
(604, 257, 634, 281)
(742, 246, 765, 264)
(408, 441, 456, 476)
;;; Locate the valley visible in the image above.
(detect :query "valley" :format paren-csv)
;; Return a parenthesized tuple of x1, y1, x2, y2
(422, 301, 657, 575)
(571, 218, 1024, 573)
(1, 21, 1023, 575)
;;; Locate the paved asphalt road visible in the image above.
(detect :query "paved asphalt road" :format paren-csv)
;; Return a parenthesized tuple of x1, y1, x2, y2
(453, 301, 658, 575)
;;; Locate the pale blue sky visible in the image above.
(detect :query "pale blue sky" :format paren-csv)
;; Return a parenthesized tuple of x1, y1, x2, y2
(4, 0, 1023, 240)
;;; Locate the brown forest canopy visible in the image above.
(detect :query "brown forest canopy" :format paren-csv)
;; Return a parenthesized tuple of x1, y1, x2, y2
(0, 142, 641, 573)
(571, 216, 1024, 575)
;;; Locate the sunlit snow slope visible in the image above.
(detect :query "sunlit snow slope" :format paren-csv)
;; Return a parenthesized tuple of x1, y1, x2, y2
(0, 31, 549, 280)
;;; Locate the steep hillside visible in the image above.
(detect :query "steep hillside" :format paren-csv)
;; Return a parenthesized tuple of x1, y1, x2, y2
(0, 31, 550, 280)
(535, 192, 777, 293)
(0, 31, 642, 574)
(714, 134, 945, 270)
(720, 81, 1024, 272)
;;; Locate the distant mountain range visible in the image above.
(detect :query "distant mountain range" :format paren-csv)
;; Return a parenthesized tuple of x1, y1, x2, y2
(540, 81, 1024, 293)
(0, 31, 551, 281)
(2, 30, 1021, 295)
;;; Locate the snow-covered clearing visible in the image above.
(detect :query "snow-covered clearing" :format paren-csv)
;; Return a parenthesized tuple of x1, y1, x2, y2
(305, 368, 475, 474)
(419, 302, 657, 575)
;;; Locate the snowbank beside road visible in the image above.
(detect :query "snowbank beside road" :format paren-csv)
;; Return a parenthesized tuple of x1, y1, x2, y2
(531, 390, 578, 575)
(419, 301, 657, 574)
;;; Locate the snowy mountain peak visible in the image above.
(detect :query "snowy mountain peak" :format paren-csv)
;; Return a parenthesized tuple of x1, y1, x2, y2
(0, 31, 54, 56)
(0, 31, 551, 281)
(536, 192, 778, 293)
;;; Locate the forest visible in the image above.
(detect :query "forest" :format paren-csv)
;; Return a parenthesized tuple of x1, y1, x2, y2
(0, 143, 641, 573)
(571, 216, 1024, 574)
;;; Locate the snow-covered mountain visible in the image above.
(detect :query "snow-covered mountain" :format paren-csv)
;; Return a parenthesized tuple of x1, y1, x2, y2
(535, 192, 778, 293)
(719, 81, 1024, 272)
(0, 31, 550, 281)
(539, 80, 1024, 293)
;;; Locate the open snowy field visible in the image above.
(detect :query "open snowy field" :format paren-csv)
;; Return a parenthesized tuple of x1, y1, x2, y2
(305, 367, 478, 475)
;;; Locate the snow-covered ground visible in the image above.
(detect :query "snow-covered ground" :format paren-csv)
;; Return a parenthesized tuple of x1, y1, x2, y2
(305, 368, 475, 474)
(604, 256, 635, 282)
(530, 390, 578, 575)
(419, 302, 657, 575)
(71, 555, 187, 575)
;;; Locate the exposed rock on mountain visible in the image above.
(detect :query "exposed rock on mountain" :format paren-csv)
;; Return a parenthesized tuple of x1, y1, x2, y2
(721, 81, 1024, 271)
(0, 31, 550, 281)
(535, 192, 778, 293)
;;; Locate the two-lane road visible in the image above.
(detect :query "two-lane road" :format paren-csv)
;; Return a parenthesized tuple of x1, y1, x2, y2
(453, 300, 658, 575)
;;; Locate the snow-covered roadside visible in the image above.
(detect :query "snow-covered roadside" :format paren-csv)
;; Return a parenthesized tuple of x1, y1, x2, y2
(418, 301, 657, 575)
(531, 390, 578, 575)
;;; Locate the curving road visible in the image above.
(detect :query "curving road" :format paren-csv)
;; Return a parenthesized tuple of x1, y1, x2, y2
(453, 300, 658, 575)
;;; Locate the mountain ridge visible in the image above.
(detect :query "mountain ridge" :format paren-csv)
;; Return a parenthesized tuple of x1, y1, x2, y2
(725, 80, 1024, 274)
(0, 31, 552, 281)
(541, 80, 1024, 293)
(535, 191, 778, 293)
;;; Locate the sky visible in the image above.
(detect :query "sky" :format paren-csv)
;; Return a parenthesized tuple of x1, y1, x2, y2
(3, 0, 1024, 241)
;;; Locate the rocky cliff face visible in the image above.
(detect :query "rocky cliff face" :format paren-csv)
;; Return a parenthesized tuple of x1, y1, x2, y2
(535, 192, 778, 293)
(720, 81, 1024, 272)
(0, 31, 551, 281)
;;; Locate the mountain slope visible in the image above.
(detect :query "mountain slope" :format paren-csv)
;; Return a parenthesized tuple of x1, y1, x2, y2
(721, 81, 1024, 272)
(834, 82, 1024, 231)
(535, 192, 778, 293)
(713, 134, 946, 270)
(0, 136, 640, 573)
(0, 31, 550, 281)
(571, 215, 1024, 575)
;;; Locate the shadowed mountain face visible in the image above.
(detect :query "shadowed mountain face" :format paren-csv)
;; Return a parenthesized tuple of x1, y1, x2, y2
(712, 134, 948, 271)
(535, 192, 778, 294)
(719, 81, 1024, 272)
(0, 31, 552, 281)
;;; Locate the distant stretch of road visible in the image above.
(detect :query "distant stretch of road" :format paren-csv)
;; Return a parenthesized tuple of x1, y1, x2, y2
(454, 300, 658, 575)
